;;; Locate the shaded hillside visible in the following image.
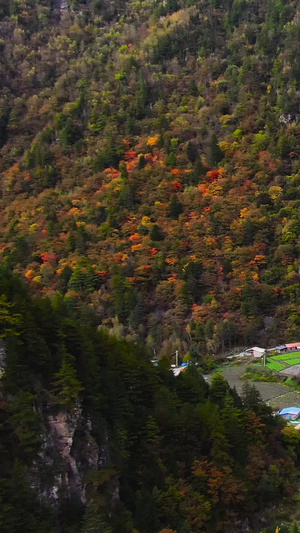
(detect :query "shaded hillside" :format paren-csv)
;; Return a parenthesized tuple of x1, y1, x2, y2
(1, 0, 300, 357)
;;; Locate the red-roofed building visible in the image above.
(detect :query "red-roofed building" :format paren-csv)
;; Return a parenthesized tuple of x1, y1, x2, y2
(285, 342, 300, 350)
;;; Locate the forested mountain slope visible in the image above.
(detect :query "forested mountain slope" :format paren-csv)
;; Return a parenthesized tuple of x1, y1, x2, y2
(3, 3, 300, 531)
(1, 0, 300, 357)
(0, 265, 299, 532)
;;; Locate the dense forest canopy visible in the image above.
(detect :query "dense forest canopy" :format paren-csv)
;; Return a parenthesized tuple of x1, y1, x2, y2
(2, 0, 300, 357)
(0, 264, 299, 532)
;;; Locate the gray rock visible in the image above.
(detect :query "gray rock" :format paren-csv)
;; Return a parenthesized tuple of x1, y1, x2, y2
(30, 401, 112, 509)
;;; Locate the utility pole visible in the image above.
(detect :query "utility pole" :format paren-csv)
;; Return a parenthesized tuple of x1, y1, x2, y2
(263, 351, 266, 367)
(175, 350, 179, 367)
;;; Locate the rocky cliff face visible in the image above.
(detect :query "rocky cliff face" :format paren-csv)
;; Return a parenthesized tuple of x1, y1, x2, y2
(31, 402, 110, 508)
(0, 339, 113, 514)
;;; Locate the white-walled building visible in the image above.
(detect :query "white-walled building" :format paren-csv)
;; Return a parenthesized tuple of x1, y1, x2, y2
(243, 346, 266, 358)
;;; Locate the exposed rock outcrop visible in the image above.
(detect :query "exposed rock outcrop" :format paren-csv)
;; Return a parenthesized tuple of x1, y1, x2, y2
(53, 0, 68, 16)
(31, 402, 110, 508)
(46, 404, 85, 502)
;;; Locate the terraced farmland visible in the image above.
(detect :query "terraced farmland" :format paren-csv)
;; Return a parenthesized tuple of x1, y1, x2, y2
(266, 352, 300, 372)
(269, 351, 300, 361)
(266, 361, 286, 372)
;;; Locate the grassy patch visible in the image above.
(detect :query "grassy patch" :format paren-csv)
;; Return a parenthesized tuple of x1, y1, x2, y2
(242, 364, 281, 382)
(214, 365, 224, 372)
(284, 378, 300, 391)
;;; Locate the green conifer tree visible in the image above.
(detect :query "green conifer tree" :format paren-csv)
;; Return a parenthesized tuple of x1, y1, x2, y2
(209, 373, 229, 408)
(81, 502, 112, 533)
(0, 296, 22, 338)
(241, 380, 262, 411)
(169, 194, 183, 219)
(53, 351, 84, 408)
(208, 133, 224, 166)
(186, 141, 198, 163)
(11, 392, 42, 460)
(150, 224, 164, 241)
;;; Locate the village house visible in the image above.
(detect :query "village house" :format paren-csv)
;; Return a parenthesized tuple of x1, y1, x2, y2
(285, 342, 300, 351)
(243, 346, 266, 358)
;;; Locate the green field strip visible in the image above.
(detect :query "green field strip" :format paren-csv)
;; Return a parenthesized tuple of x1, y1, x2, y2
(283, 358, 300, 366)
(269, 355, 291, 361)
(282, 352, 300, 359)
(270, 352, 300, 361)
(268, 356, 286, 362)
(266, 361, 286, 371)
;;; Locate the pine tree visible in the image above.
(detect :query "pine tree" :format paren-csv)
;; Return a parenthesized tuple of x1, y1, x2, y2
(119, 161, 128, 179)
(134, 489, 161, 533)
(241, 380, 262, 411)
(0, 296, 22, 338)
(186, 141, 198, 163)
(169, 194, 183, 219)
(138, 154, 146, 169)
(150, 224, 164, 241)
(221, 393, 247, 462)
(52, 351, 84, 408)
(11, 392, 42, 460)
(190, 157, 206, 185)
(176, 365, 208, 405)
(209, 373, 229, 408)
(129, 292, 146, 329)
(81, 502, 112, 533)
(208, 133, 223, 166)
(119, 182, 135, 209)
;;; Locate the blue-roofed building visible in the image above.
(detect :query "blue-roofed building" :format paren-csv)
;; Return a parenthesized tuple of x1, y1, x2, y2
(275, 345, 286, 352)
(278, 407, 300, 421)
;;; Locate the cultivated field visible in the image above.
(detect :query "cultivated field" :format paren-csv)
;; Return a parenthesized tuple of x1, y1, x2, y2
(266, 351, 300, 372)
(216, 364, 300, 408)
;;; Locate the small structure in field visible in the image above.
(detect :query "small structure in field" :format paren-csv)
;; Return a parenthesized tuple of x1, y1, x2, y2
(278, 407, 300, 421)
(243, 346, 266, 358)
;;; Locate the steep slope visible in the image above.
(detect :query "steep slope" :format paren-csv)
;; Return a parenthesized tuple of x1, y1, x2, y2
(1, 0, 300, 357)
